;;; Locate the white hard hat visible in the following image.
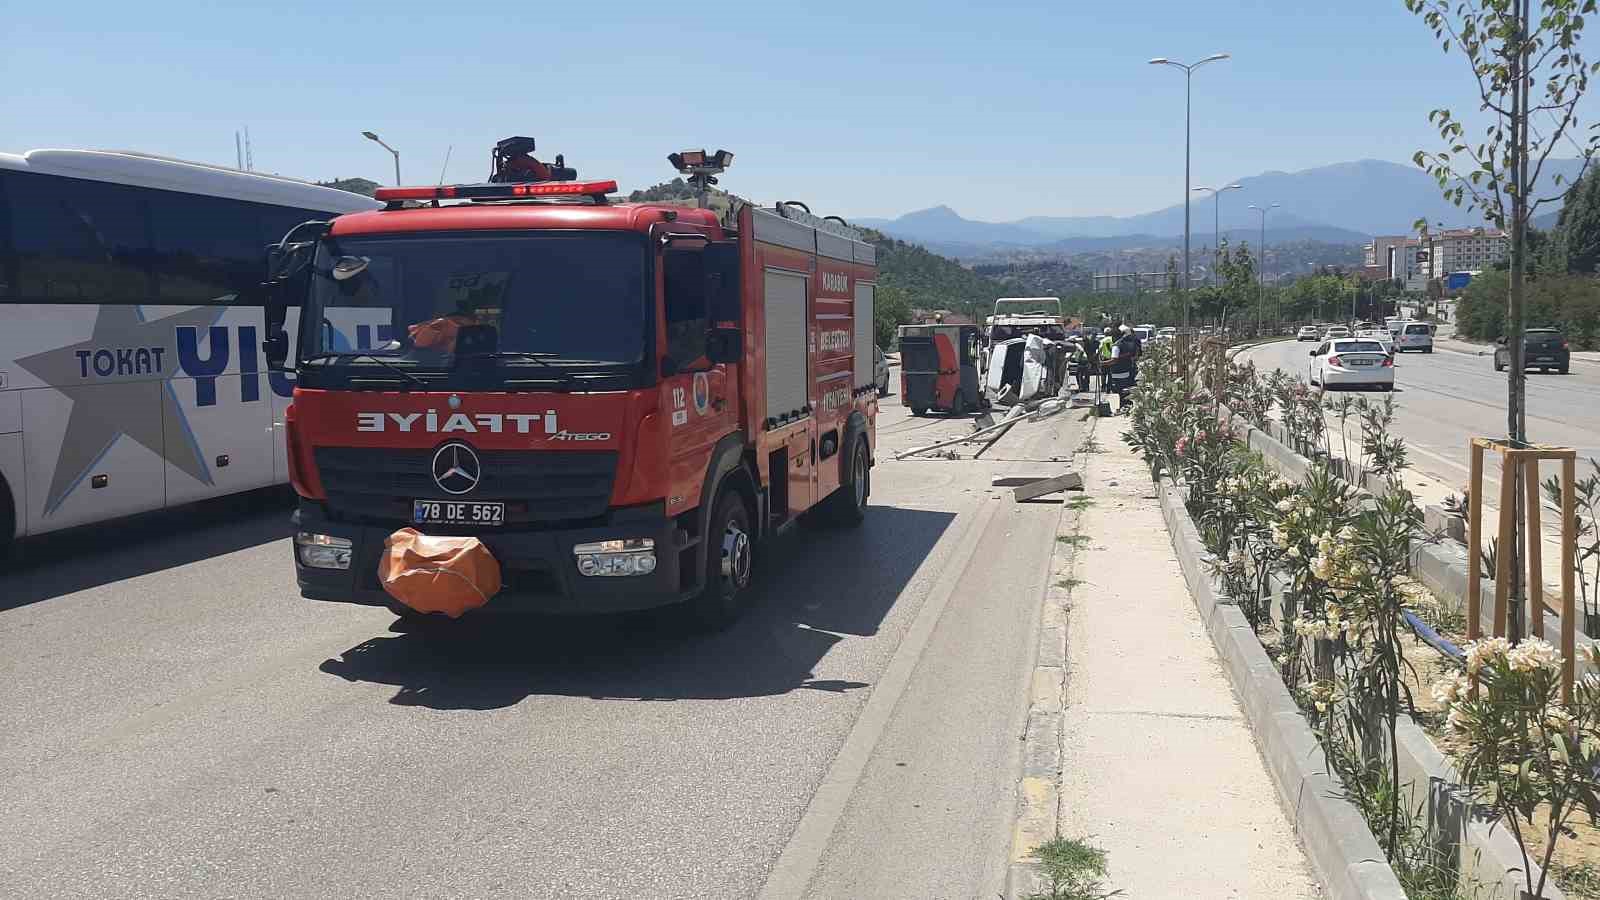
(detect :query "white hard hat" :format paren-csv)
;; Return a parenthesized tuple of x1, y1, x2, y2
(1119, 324, 1131, 334)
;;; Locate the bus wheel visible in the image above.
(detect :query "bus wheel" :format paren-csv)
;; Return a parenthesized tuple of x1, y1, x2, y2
(0, 480, 16, 567)
(683, 490, 754, 630)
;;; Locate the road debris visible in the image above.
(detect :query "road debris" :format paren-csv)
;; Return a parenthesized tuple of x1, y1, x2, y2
(895, 404, 1031, 460)
(1007, 471, 1084, 502)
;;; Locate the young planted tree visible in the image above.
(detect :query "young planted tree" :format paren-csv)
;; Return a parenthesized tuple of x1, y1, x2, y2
(1407, 0, 1600, 633)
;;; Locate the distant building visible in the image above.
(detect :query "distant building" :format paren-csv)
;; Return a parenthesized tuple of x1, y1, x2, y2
(1425, 227, 1508, 277)
(1385, 239, 1427, 291)
(1369, 235, 1412, 272)
(1357, 266, 1391, 283)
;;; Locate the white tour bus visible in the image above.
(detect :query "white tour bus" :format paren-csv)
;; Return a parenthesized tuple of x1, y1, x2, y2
(0, 149, 381, 553)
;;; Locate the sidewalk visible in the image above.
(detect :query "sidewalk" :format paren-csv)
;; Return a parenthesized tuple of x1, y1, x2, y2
(1055, 416, 1319, 898)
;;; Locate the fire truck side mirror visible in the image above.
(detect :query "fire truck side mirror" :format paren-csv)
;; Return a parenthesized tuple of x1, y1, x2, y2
(261, 284, 292, 371)
(264, 329, 290, 371)
(706, 327, 743, 365)
(704, 241, 742, 323)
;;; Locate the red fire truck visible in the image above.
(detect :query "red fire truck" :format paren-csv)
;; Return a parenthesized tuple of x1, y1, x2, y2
(260, 141, 878, 627)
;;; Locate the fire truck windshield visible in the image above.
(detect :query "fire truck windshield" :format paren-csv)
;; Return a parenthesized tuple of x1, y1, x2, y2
(304, 231, 649, 372)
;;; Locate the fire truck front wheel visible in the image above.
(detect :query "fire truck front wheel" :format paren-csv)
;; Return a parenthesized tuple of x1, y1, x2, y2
(683, 490, 755, 630)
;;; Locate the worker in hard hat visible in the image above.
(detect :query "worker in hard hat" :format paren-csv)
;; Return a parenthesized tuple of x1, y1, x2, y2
(1097, 327, 1116, 394)
(1106, 324, 1141, 412)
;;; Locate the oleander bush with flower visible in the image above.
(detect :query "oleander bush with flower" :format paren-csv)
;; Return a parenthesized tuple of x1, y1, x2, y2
(1434, 640, 1600, 898)
(1207, 455, 1298, 632)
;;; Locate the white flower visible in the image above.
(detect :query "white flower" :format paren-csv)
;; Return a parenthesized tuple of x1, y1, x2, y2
(1507, 637, 1561, 673)
(1337, 525, 1357, 541)
(1310, 554, 1334, 581)
(1287, 546, 1301, 559)
(1275, 498, 1294, 513)
(1464, 637, 1512, 675)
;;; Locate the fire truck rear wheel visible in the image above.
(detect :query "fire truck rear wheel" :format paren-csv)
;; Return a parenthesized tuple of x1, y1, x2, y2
(814, 436, 870, 527)
(684, 490, 754, 630)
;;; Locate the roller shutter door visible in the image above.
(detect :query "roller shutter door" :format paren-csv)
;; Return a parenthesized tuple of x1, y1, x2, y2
(853, 282, 874, 389)
(764, 270, 808, 419)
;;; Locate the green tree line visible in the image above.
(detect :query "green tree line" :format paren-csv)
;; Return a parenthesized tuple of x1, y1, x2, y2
(1449, 163, 1600, 349)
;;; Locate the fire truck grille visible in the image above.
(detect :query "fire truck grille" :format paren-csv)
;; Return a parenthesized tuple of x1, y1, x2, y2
(314, 447, 620, 526)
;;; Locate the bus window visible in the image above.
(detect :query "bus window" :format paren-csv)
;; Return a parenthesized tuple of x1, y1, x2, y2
(4, 171, 154, 303)
(148, 191, 264, 304)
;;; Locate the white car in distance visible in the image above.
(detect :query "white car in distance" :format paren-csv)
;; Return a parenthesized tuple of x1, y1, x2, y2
(1394, 321, 1434, 353)
(1354, 327, 1395, 356)
(1308, 338, 1395, 391)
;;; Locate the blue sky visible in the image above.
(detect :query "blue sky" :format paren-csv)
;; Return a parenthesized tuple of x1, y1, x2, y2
(0, 0, 1573, 221)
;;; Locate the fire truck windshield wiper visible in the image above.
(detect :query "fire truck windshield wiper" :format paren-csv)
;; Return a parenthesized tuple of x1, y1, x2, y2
(454, 351, 577, 384)
(303, 352, 428, 388)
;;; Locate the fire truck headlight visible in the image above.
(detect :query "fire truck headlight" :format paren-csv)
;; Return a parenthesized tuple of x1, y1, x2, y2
(573, 538, 657, 577)
(296, 532, 353, 570)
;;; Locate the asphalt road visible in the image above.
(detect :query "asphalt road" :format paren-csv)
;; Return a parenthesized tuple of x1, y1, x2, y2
(0, 384, 1079, 899)
(1242, 336, 1600, 494)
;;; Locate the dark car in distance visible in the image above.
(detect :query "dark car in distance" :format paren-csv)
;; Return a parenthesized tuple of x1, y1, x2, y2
(1494, 328, 1570, 374)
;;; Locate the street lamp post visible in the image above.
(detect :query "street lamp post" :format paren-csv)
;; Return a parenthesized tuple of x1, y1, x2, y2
(1248, 203, 1280, 333)
(361, 131, 402, 186)
(1150, 52, 1231, 332)
(1193, 183, 1241, 287)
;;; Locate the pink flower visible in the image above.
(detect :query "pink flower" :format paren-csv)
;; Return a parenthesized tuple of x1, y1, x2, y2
(1175, 436, 1189, 457)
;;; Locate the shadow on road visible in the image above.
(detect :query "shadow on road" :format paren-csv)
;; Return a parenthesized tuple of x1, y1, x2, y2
(318, 504, 957, 710)
(2, 487, 293, 613)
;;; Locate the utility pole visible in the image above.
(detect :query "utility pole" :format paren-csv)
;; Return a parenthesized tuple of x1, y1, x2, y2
(362, 131, 402, 186)
(1194, 184, 1241, 288)
(1249, 203, 1279, 335)
(1150, 53, 1230, 332)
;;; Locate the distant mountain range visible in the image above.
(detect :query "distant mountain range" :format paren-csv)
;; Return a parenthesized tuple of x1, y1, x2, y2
(855, 158, 1592, 257)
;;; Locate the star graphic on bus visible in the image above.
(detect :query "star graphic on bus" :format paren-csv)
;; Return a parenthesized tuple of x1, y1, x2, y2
(16, 304, 227, 516)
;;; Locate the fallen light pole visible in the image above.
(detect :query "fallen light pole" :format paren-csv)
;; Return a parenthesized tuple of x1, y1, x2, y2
(893, 399, 1070, 461)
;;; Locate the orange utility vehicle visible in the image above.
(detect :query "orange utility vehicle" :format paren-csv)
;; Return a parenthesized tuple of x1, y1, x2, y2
(896, 323, 985, 416)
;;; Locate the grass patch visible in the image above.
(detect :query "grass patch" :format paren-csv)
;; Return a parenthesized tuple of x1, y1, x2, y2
(1025, 836, 1121, 900)
(1056, 577, 1083, 590)
(1066, 497, 1096, 510)
(1559, 862, 1600, 899)
(1056, 534, 1090, 546)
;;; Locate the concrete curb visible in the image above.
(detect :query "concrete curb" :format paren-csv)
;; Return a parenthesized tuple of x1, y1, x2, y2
(1005, 460, 1085, 899)
(1154, 474, 1408, 900)
(1218, 404, 1572, 899)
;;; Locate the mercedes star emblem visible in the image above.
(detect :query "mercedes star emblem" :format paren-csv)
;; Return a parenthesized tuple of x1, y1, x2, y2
(431, 442, 482, 495)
